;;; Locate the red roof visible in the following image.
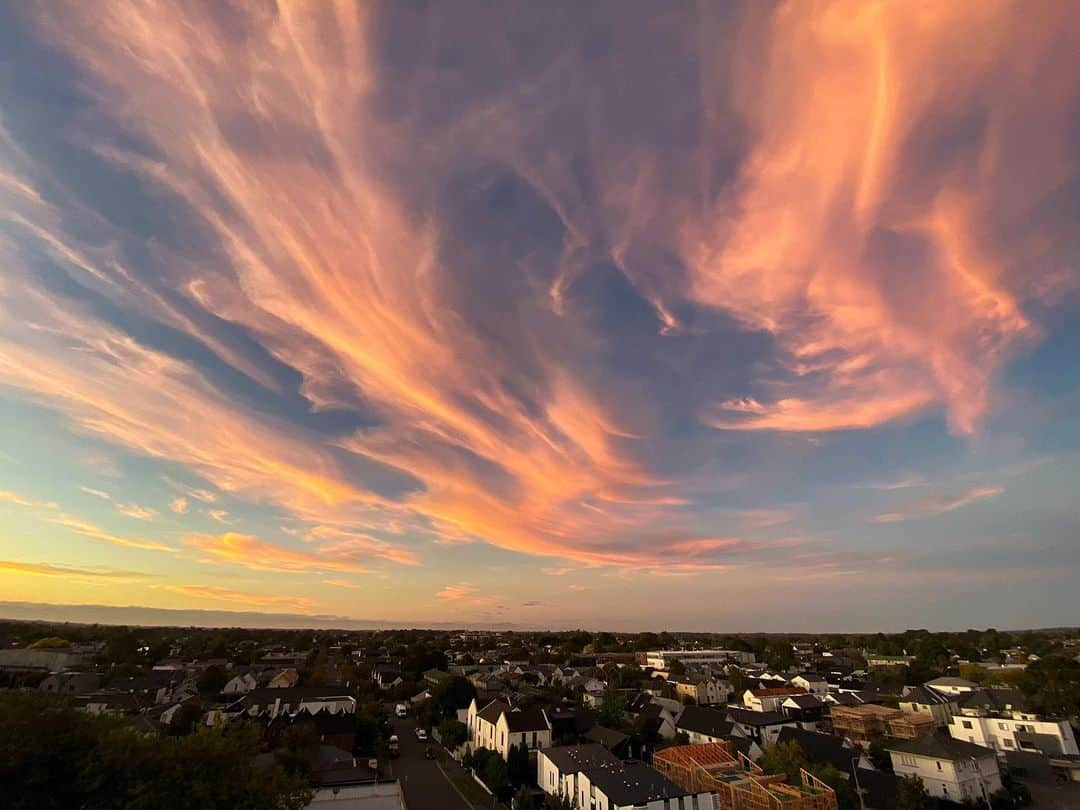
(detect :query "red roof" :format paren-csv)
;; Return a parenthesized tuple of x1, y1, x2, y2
(751, 687, 808, 697)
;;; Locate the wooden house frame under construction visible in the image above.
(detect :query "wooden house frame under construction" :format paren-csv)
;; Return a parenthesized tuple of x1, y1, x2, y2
(652, 742, 838, 810)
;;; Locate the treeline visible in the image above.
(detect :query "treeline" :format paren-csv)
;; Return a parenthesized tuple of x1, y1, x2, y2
(0, 693, 312, 810)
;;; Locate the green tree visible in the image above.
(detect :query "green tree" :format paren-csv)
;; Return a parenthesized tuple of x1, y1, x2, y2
(895, 774, 932, 810)
(438, 718, 468, 750)
(197, 665, 229, 694)
(598, 687, 627, 728)
(758, 741, 810, 783)
(431, 675, 477, 719)
(507, 743, 531, 787)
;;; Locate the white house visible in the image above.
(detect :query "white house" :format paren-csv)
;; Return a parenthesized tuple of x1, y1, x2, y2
(234, 687, 356, 720)
(789, 673, 829, 695)
(538, 744, 620, 804)
(466, 698, 551, 760)
(743, 687, 808, 713)
(223, 671, 258, 695)
(888, 736, 1002, 805)
(574, 759, 712, 810)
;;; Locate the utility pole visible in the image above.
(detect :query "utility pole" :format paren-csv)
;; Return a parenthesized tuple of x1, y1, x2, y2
(970, 756, 993, 810)
(851, 756, 866, 810)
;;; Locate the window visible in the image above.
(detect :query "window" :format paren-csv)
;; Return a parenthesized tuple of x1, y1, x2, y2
(962, 720, 973, 729)
(936, 761, 942, 771)
(1003, 738, 1014, 748)
(999, 722, 1007, 730)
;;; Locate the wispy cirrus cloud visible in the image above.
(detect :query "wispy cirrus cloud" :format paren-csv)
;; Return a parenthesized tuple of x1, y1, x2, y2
(116, 502, 158, 521)
(186, 532, 373, 575)
(79, 486, 112, 500)
(872, 486, 1004, 524)
(0, 559, 152, 584)
(50, 515, 177, 553)
(0, 0, 1073, 590)
(163, 584, 316, 613)
(169, 497, 189, 514)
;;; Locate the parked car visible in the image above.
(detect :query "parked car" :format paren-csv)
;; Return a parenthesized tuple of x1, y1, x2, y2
(388, 735, 400, 757)
(424, 745, 435, 760)
(395, 703, 408, 718)
(415, 727, 428, 741)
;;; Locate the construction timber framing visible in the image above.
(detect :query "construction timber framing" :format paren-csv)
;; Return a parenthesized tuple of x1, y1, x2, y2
(652, 742, 838, 810)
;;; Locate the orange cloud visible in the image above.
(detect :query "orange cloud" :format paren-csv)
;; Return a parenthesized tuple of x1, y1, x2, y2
(116, 502, 158, 521)
(186, 532, 372, 575)
(169, 497, 189, 514)
(0, 559, 152, 584)
(0, 0, 1071, 581)
(50, 516, 177, 553)
(872, 485, 1003, 524)
(163, 584, 316, 613)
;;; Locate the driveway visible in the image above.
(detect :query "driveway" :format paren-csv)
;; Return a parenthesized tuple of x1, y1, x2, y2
(390, 716, 472, 810)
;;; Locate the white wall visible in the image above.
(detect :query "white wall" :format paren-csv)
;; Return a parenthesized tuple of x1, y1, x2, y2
(891, 753, 1002, 804)
(949, 715, 1080, 756)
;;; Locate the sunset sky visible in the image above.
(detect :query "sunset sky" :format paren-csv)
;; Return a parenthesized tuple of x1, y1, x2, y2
(1, 1, 1078, 631)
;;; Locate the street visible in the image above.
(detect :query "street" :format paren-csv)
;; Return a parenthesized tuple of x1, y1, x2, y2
(390, 716, 472, 810)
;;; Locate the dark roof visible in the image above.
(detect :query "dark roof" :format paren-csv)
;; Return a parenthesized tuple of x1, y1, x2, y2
(855, 768, 899, 810)
(583, 761, 693, 805)
(726, 707, 790, 726)
(504, 706, 549, 732)
(886, 735, 994, 761)
(242, 686, 354, 704)
(541, 743, 619, 774)
(776, 727, 852, 771)
(957, 687, 1027, 713)
(582, 724, 629, 750)
(784, 694, 826, 709)
(1015, 731, 1064, 755)
(677, 706, 734, 738)
(477, 700, 511, 724)
(901, 686, 952, 706)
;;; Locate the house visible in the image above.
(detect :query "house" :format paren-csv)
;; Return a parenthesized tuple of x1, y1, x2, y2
(581, 725, 632, 758)
(924, 676, 979, 697)
(372, 664, 403, 690)
(575, 759, 712, 810)
(899, 685, 957, 727)
(465, 698, 552, 760)
(790, 673, 830, 695)
(629, 695, 682, 739)
(677, 705, 740, 744)
(38, 671, 101, 696)
(726, 707, 796, 748)
(887, 736, 1002, 804)
(671, 677, 730, 706)
(948, 689, 1079, 755)
(781, 694, 827, 731)
(743, 687, 808, 713)
(537, 744, 619, 804)
(776, 727, 861, 773)
(268, 668, 301, 689)
(0, 649, 83, 673)
(223, 671, 258, 695)
(233, 687, 357, 720)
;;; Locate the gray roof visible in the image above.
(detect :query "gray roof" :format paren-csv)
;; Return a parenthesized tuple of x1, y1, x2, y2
(886, 735, 994, 761)
(477, 700, 511, 724)
(583, 761, 693, 805)
(504, 706, 549, 732)
(541, 743, 619, 774)
(583, 724, 629, 749)
(901, 685, 952, 705)
(727, 707, 790, 726)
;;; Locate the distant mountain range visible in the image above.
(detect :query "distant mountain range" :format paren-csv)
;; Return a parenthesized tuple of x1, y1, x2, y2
(0, 601, 530, 631)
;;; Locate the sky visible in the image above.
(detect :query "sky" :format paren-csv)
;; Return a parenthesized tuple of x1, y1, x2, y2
(0, 1, 1078, 633)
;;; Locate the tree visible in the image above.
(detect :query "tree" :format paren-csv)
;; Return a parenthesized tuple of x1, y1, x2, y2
(0, 692, 312, 810)
(438, 718, 468, 750)
(197, 665, 229, 695)
(598, 687, 627, 728)
(758, 741, 810, 784)
(431, 675, 477, 719)
(895, 774, 932, 810)
(868, 737, 894, 772)
(507, 743, 531, 787)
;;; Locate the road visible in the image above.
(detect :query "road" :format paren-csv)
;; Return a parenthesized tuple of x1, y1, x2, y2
(390, 716, 472, 810)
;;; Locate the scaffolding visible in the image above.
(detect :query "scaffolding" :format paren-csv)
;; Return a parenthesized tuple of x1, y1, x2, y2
(831, 705, 934, 745)
(652, 742, 838, 810)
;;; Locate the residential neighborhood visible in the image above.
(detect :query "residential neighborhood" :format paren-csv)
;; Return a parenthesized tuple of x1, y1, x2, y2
(2, 621, 1079, 808)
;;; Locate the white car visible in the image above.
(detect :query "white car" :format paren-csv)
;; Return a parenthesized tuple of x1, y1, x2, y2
(395, 703, 408, 718)
(415, 728, 428, 741)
